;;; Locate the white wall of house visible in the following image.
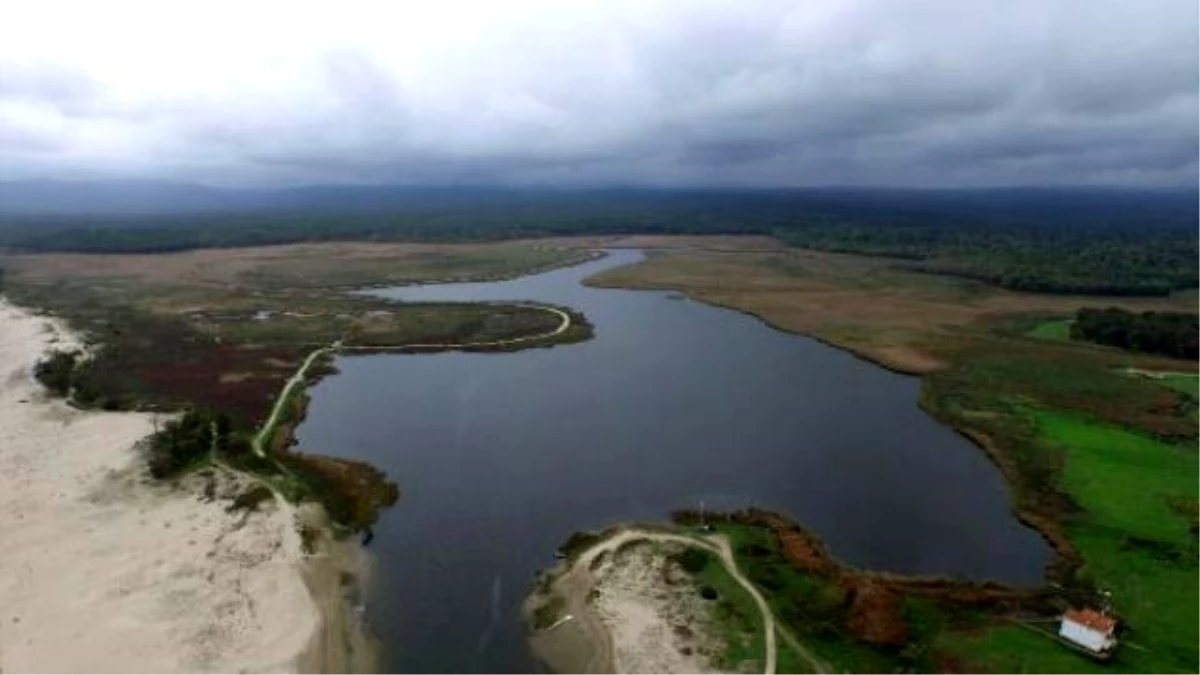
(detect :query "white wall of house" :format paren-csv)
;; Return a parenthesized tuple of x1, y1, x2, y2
(1059, 620, 1110, 653)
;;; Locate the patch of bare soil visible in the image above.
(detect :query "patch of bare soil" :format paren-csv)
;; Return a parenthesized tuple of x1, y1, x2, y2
(844, 581, 909, 646)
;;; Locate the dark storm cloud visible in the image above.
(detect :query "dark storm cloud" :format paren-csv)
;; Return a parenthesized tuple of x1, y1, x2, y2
(0, 0, 1196, 187)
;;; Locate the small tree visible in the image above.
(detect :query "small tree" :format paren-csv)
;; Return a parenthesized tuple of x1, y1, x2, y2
(34, 350, 78, 397)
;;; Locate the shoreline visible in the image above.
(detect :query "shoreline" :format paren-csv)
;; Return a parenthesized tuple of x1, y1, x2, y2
(580, 252, 1077, 576)
(527, 514, 1053, 675)
(0, 297, 371, 673)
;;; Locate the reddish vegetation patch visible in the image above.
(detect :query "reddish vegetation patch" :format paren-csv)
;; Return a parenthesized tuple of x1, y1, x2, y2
(283, 452, 400, 529)
(137, 344, 304, 425)
(757, 512, 835, 574)
(844, 581, 909, 646)
(933, 653, 974, 673)
(673, 508, 1052, 651)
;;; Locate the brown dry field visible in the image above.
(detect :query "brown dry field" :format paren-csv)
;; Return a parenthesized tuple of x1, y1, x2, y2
(2, 239, 588, 291)
(5, 234, 1192, 376)
(579, 238, 1196, 373)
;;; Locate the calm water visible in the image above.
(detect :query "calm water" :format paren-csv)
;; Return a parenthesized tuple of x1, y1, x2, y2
(294, 249, 1050, 673)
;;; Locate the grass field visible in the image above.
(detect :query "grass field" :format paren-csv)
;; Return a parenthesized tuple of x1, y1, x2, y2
(1158, 373, 1200, 396)
(1027, 319, 1073, 341)
(1042, 413, 1196, 674)
(1124, 369, 1199, 397)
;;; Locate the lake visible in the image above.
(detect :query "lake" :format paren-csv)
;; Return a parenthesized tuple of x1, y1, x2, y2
(293, 248, 1050, 673)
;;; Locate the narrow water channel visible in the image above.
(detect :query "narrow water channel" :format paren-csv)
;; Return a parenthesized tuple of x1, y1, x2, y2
(293, 249, 1050, 673)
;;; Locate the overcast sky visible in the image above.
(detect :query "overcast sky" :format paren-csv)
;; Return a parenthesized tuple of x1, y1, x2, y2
(0, 0, 1196, 188)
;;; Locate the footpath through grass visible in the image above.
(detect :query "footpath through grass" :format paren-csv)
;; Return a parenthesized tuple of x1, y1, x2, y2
(706, 524, 901, 674)
(686, 546, 770, 671)
(1157, 373, 1199, 397)
(1124, 369, 1200, 398)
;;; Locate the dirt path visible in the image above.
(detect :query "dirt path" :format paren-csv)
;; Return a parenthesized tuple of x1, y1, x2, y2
(542, 527, 829, 675)
(252, 341, 340, 457)
(254, 304, 572, 458)
(338, 304, 572, 352)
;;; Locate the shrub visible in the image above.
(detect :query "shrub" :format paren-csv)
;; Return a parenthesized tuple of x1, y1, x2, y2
(227, 485, 274, 513)
(673, 547, 711, 574)
(147, 410, 227, 479)
(34, 349, 78, 397)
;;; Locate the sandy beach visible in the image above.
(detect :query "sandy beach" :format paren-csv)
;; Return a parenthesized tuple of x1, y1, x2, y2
(0, 299, 360, 673)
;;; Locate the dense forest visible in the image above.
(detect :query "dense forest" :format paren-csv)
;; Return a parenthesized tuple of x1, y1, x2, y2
(1071, 308, 1198, 359)
(775, 223, 1197, 296)
(1, 186, 1195, 296)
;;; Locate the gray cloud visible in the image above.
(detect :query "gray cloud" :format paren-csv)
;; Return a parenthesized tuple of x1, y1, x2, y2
(0, 0, 1195, 188)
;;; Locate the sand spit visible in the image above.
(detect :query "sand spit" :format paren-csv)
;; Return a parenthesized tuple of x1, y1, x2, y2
(0, 299, 364, 673)
(528, 530, 724, 674)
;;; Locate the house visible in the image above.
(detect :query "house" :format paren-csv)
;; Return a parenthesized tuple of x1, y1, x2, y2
(1059, 608, 1118, 657)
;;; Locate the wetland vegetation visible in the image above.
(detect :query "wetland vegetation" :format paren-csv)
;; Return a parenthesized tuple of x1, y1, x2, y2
(9, 242, 595, 532)
(6, 217, 1197, 672)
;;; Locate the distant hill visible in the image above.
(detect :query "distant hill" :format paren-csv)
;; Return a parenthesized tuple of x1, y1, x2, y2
(0, 180, 1196, 231)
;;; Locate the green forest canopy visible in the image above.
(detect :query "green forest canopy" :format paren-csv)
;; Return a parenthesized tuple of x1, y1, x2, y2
(1071, 308, 1198, 360)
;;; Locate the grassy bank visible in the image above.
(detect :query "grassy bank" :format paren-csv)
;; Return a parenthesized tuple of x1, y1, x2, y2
(935, 412, 1198, 673)
(681, 546, 769, 670)
(671, 510, 1046, 674)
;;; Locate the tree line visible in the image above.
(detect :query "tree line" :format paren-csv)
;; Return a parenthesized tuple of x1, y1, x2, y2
(2, 188, 1195, 296)
(1071, 307, 1198, 360)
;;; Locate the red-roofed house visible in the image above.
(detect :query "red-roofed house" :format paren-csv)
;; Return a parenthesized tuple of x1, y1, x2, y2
(1059, 608, 1118, 656)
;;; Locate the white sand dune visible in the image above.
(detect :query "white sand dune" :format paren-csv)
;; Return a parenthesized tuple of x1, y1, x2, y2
(0, 299, 327, 673)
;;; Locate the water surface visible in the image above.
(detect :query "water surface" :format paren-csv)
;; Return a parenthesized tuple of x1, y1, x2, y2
(294, 249, 1049, 672)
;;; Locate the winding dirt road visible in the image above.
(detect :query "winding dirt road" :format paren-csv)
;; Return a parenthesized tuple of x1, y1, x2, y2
(541, 527, 830, 675)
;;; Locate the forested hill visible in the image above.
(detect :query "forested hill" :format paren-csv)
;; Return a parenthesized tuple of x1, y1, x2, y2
(0, 184, 1195, 296)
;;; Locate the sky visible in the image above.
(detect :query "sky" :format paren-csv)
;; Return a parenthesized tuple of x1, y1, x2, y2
(0, 0, 1196, 189)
